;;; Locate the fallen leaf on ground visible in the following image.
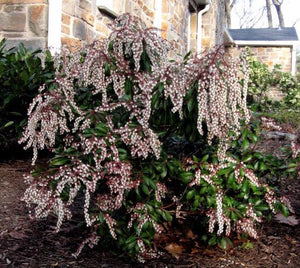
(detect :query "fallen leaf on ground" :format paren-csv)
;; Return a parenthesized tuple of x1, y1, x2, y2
(8, 231, 29, 239)
(165, 243, 183, 259)
(191, 247, 202, 254)
(274, 213, 299, 226)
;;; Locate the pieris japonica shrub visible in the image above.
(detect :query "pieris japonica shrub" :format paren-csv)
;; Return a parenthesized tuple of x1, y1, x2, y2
(20, 14, 294, 261)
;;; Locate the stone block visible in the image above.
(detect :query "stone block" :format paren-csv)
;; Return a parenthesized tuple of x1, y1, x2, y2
(62, 13, 71, 25)
(0, 0, 46, 3)
(3, 5, 24, 12)
(4, 38, 46, 50)
(73, 19, 86, 40)
(79, 0, 92, 12)
(86, 27, 100, 44)
(95, 22, 109, 36)
(2, 32, 23, 38)
(81, 11, 94, 26)
(61, 36, 83, 52)
(28, 4, 47, 36)
(142, 5, 154, 18)
(0, 13, 25, 32)
(62, 25, 70, 35)
(62, 0, 75, 15)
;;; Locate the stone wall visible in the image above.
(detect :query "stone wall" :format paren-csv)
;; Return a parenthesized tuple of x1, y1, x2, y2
(0, 0, 212, 56)
(201, 0, 218, 51)
(0, 0, 47, 49)
(189, 0, 226, 53)
(160, 0, 189, 56)
(248, 46, 292, 73)
(227, 46, 292, 73)
(62, 0, 190, 56)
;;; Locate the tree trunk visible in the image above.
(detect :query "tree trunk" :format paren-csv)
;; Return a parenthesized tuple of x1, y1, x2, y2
(272, 0, 285, 27)
(266, 0, 273, 28)
(225, 0, 231, 28)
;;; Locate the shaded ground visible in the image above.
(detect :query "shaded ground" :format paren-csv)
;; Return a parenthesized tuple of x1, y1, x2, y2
(0, 155, 299, 267)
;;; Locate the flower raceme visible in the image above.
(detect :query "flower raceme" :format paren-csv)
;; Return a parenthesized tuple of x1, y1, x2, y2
(19, 14, 291, 261)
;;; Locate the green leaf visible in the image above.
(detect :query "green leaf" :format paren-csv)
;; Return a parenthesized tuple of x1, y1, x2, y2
(208, 236, 217, 246)
(98, 212, 104, 224)
(218, 167, 233, 176)
(219, 237, 233, 250)
(249, 132, 258, 143)
(281, 204, 289, 217)
(286, 166, 297, 173)
(125, 236, 137, 244)
(95, 122, 109, 136)
(160, 166, 167, 178)
(187, 98, 194, 112)
(240, 168, 245, 177)
(179, 172, 193, 183)
(186, 189, 195, 200)
(141, 184, 150, 195)
(119, 94, 132, 101)
(206, 196, 214, 206)
(50, 157, 69, 166)
(242, 154, 252, 162)
(232, 140, 238, 148)
(259, 162, 268, 171)
(201, 154, 209, 162)
(3, 121, 14, 128)
(242, 138, 250, 151)
(118, 148, 128, 160)
(9, 111, 22, 116)
(255, 204, 269, 211)
(192, 198, 200, 209)
(242, 129, 249, 140)
(127, 240, 137, 250)
(162, 211, 172, 222)
(242, 240, 254, 249)
(230, 211, 239, 221)
(184, 51, 191, 60)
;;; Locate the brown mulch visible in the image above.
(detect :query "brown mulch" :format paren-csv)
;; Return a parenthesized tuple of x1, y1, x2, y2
(0, 158, 299, 268)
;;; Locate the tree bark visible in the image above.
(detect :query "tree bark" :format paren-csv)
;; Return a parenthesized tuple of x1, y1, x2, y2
(272, 0, 285, 27)
(225, 0, 237, 28)
(225, 0, 231, 28)
(266, 0, 273, 28)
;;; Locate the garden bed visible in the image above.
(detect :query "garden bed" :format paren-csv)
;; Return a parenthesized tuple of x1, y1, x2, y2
(0, 150, 299, 267)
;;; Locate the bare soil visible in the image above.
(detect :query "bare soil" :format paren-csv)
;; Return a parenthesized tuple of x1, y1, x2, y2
(0, 155, 299, 268)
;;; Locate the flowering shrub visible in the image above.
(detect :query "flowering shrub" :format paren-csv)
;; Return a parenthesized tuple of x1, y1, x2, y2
(20, 14, 293, 261)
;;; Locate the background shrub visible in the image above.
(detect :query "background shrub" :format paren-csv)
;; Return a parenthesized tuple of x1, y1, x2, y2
(246, 49, 300, 131)
(0, 39, 54, 157)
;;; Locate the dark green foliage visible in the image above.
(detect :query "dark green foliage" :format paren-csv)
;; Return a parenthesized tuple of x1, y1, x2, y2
(0, 39, 55, 155)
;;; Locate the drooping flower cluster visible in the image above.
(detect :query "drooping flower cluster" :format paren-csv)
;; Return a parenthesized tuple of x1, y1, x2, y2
(162, 47, 250, 159)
